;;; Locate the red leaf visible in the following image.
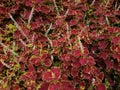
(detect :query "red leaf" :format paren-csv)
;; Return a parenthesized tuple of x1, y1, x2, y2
(107, 27, 114, 32)
(13, 85, 20, 90)
(105, 60, 113, 70)
(48, 82, 60, 90)
(20, 63, 26, 71)
(80, 81, 85, 86)
(40, 6, 50, 14)
(20, 71, 36, 80)
(60, 54, 70, 61)
(112, 37, 120, 45)
(96, 84, 106, 90)
(80, 81, 85, 90)
(83, 73, 92, 80)
(98, 41, 108, 49)
(20, 74, 28, 81)
(28, 64, 35, 72)
(30, 21, 40, 30)
(30, 57, 40, 65)
(39, 83, 49, 90)
(61, 81, 75, 90)
(97, 72, 104, 80)
(0, 7, 7, 14)
(86, 56, 95, 65)
(42, 67, 61, 81)
(41, 53, 52, 67)
(69, 20, 77, 26)
(42, 70, 53, 81)
(89, 31, 99, 39)
(41, 53, 48, 59)
(73, 49, 81, 57)
(52, 40, 58, 47)
(10, 6, 19, 13)
(56, 19, 63, 26)
(51, 67, 61, 80)
(27, 72, 37, 80)
(71, 68, 78, 77)
(99, 52, 108, 60)
(32, 49, 40, 55)
(79, 58, 86, 66)
(0, 62, 4, 68)
(71, 29, 79, 35)
(72, 60, 81, 68)
(117, 47, 120, 55)
(68, 10, 76, 15)
(43, 58, 52, 67)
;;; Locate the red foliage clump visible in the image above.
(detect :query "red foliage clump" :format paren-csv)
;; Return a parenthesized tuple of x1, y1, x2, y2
(0, 0, 120, 90)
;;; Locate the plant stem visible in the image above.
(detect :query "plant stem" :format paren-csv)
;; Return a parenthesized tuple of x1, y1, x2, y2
(91, 0, 96, 6)
(19, 39, 27, 46)
(45, 23, 53, 47)
(78, 36, 84, 54)
(106, 16, 110, 25)
(8, 13, 30, 42)
(64, 9, 69, 17)
(53, 0, 60, 16)
(66, 23, 72, 49)
(117, 5, 120, 11)
(28, 6, 35, 25)
(45, 23, 52, 37)
(0, 59, 12, 69)
(0, 41, 19, 56)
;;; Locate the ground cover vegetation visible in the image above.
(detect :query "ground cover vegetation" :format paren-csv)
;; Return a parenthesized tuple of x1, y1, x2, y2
(0, 0, 120, 90)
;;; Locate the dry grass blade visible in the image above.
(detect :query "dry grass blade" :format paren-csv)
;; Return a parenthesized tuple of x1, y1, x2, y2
(53, 0, 60, 16)
(8, 13, 30, 42)
(0, 59, 12, 69)
(0, 41, 19, 56)
(28, 6, 35, 25)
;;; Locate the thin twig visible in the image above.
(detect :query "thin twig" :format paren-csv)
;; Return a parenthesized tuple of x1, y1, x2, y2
(8, 13, 21, 30)
(78, 25, 89, 54)
(53, 0, 60, 16)
(46, 35, 53, 47)
(0, 41, 19, 56)
(83, 13, 87, 23)
(0, 59, 12, 69)
(8, 13, 30, 42)
(106, 16, 110, 25)
(20, 17, 26, 24)
(45, 23, 53, 47)
(66, 23, 72, 48)
(91, 0, 96, 6)
(80, 25, 89, 35)
(105, 0, 110, 7)
(115, 1, 118, 9)
(45, 23, 52, 37)
(64, 9, 69, 17)
(117, 5, 120, 11)
(28, 6, 35, 25)
(32, 33, 35, 43)
(19, 39, 27, 46)
(78, 36, 84, 54)
(44, 24, 53, 60)
(3, 47, 7, 55)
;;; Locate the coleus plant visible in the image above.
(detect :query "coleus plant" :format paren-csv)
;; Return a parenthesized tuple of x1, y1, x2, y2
(0, 0, 120, 90)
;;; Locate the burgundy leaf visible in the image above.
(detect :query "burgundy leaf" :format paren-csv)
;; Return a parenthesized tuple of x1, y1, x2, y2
(42, 70, 53, 81)
(73, 49, 81, 57)
(60, 81, 75, 90)
(48, 82, 60, 90)
(96, 84, 106, 90)
(39, 83, 49, 90)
